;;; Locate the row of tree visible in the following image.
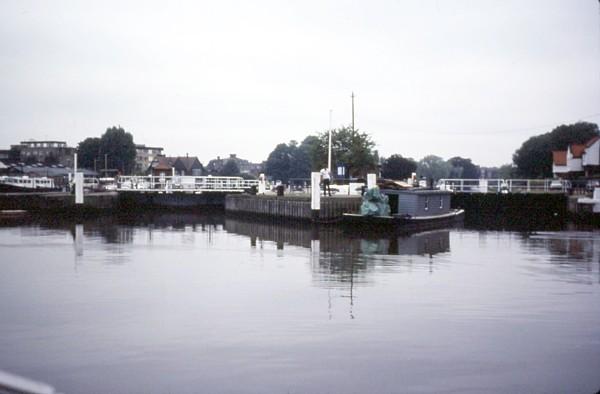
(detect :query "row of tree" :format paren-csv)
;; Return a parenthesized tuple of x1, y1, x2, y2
(265, 121, 600, 183)
(264, 125, 482, 182)
(77, 121, 597, 180)
(265, 126, 380, 182)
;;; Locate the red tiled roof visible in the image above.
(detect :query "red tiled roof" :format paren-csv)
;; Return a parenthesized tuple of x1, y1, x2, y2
(152, 156, 173, 170)
(570, 144, 586, 158)
(552, 151, 567, 166)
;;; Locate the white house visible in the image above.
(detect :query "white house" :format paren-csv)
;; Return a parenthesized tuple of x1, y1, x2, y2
(582, 136, 600, 168)
(566, 143, 585, 173)
(552, 151, 569, 176)
(552, 136, 600, 178)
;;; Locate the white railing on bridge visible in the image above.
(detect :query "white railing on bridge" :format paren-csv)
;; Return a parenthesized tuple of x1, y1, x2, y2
(436, 179, 571, 193)
(117, 175, 259, 193)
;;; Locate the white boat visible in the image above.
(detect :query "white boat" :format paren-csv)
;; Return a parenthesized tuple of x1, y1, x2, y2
(0, 176, 57, 192)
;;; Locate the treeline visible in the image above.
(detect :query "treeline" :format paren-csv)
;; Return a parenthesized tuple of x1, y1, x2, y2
(73, 120, 598, 180)
(264, 125, 481, 182)
(265, 120, 600, 182)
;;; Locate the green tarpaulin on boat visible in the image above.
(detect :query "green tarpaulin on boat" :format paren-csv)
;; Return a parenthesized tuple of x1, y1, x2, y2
(360, 187, 391, 217)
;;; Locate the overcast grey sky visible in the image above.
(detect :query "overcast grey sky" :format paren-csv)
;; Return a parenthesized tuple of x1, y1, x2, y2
(1, 0, 599, 167)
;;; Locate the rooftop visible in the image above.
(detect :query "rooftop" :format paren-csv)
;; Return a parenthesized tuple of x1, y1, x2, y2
(552, 150, 567, 166)
(570, 144, 586, 158)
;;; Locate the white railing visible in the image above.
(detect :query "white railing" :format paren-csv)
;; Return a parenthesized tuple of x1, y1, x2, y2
(117, 175, 259, 193)
(436, 179, 571, 193)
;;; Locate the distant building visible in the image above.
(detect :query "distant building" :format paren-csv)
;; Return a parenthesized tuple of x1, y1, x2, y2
(172, 156, 204, 176)
(206, 154, 263, 177)
(147, 155, 204, 176)
(14, 140, 75, 167)
(147, 156, 173, 177)
(135, 144, 164, 174)
(478, 167, 498, 179)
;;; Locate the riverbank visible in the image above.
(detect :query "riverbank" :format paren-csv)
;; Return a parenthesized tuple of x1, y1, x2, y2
(1, 190, 598, 227)
(0, 191, 118, 213)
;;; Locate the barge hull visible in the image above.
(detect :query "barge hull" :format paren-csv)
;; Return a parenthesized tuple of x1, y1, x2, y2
(342, 209, 465, 234)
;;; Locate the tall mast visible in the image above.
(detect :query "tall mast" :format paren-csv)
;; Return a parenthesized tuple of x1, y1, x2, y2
(328, 109, 332, 172)
(351, 92, 355, 132)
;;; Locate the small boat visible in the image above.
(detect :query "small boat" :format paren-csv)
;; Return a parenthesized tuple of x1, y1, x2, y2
(0, 176, 58, 193)
(342, 188, 464, 233)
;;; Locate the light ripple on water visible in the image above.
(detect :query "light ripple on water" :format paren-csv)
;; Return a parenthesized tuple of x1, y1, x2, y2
(0, 216, 599, 394)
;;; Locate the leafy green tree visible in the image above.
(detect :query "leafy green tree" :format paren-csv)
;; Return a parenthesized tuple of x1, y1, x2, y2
(381, 154, 417, 180)
(513, 122, 599, 178)
(330, 126, 377, 177)
(447, 156, 480, 179)
(512, 134, 553, 178)
(220, 159, 241, 176)
(300, 135, 325, 171)
(77, 137, 101, 170)
(416, 155, 451, 181)
(302, 126, 377, 177)
(99, 126, 137, 174)
(265, 140, 311, 183)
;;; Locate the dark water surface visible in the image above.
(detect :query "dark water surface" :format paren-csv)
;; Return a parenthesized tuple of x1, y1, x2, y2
(0, 213, 599, 393)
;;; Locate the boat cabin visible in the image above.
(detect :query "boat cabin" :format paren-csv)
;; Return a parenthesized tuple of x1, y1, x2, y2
(381, 189, 452, 218)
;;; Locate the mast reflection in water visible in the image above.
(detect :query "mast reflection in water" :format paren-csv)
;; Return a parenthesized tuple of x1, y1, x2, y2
(0, 212, 599, 394)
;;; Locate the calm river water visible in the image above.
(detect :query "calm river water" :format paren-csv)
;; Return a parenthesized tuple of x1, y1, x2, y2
(0, 212, 599, 394)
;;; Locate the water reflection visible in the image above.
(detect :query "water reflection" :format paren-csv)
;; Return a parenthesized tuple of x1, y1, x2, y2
(223, 217, 452, 306)
(525, 231, 600, 284)
(223, 217, 450, 256)
(5, 212, 600, 260)
(4, 212, 600, 286)
(0, 211, 225, 244)
(1, 213, 600, 393)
